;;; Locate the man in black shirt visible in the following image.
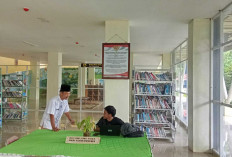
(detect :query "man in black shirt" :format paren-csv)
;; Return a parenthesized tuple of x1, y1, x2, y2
(94, 105, 124, 132)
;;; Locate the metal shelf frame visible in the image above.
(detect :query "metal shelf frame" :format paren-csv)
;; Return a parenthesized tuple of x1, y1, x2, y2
(132, 67, 175, 142)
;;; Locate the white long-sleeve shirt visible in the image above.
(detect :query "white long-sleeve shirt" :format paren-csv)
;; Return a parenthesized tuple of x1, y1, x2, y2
(40, 96, 70, 130)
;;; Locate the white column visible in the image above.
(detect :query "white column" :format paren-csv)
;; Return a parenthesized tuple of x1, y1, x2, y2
(129, 52, 133, 122)
(88, 68, 95, 85)
(162, 53, 171, 69)
(30, 61, 40, 110)
(104, 20, 130, 122)
(47, 52, 62, 104)
(188, 19, 211, 152)
(78, 67, 86, 97)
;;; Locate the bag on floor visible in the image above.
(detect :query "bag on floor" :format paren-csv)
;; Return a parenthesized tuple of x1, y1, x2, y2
(121, 123, 144, 138)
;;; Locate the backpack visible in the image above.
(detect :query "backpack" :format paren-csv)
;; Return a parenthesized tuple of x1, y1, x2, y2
(121, 123, 144, 138)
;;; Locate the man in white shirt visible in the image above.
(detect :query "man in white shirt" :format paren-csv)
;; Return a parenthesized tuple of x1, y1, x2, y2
(40, 84, 75, 131)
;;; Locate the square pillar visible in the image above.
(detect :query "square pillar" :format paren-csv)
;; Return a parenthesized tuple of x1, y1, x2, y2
(47, 52, 62, 104)
(188, 19, 211, 152)
(30, 61, 40, 110)
(104, 20, 130, 122)
(78, 67, 87, 97)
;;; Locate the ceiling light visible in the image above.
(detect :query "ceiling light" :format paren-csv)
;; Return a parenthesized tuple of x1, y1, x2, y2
(22, 41, 38, 47)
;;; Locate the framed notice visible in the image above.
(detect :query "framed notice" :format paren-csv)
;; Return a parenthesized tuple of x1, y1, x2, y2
(102, 43, 130, 79)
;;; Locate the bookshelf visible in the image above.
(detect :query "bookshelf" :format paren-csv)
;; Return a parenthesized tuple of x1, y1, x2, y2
(2, 73, 28, 121)
(132, 67, 175, 142)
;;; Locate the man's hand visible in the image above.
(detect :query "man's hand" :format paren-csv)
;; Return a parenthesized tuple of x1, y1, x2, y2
(52, 127, 60, 132)
(65, 112, 75, 125)
(50, 114, 60, 132)
(94, 126, 100, 132)
(70, 119, 75, 125)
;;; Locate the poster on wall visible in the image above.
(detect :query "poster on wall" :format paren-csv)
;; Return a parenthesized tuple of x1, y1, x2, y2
(102, 43, 130, 79)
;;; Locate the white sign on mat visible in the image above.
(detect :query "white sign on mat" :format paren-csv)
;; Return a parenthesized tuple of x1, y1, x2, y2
(66, 136, 100, 144)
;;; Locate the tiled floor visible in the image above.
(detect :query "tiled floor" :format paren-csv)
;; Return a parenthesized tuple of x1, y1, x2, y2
(0, 111, 216, 157)
(149, 123, 215, 157)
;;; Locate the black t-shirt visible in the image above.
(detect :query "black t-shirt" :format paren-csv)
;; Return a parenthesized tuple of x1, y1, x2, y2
(96, 117, 124, 128)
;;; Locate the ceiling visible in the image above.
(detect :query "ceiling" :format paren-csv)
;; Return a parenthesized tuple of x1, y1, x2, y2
(0, 0, 231, 64)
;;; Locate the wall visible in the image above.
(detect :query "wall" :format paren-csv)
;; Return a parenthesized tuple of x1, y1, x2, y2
(133, 53, 162, 67)
(0, 57, 30, 74)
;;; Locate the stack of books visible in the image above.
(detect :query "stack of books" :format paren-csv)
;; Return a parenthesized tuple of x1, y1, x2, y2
(3, 102, 22, 109)
(135, 83, 171, 95)
(2, 91, 22, 97)
(135, 96, 171, 109)
(2, 80, 23, 87)
(135, 72, 172, 81)
(3, 110, 22, 119)
(136, 112, 169, 123)
(146, 127, 166, 138)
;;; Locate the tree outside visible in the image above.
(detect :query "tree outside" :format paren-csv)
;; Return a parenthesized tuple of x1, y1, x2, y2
(224, 50, 232, 104)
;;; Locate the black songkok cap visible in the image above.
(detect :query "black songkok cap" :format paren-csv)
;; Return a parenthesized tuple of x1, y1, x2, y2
(60, 84, 71, 92)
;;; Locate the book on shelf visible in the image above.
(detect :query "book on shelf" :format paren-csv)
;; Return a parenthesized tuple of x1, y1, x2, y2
(146, 127, 166, 138)
(135, 96, 171, 109)
(3, 102, 23, 109)
(135, 112, 169, 123)
(2, 91, 22, 97)
(135, 83, 171, 95)
(135, 72, 172, 81)
(2, 80, 23, 87)
(3, 110, 22, 119)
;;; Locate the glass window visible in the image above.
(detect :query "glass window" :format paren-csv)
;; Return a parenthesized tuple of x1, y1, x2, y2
(181, 41, 188, 61)
(181, 61, 188, 94)
(181, 93, 188, 125)
(213, 8, 232, 156)
(0, 63, 104, 124)
(175, 47, 181, 64)
(223, 49, 232, 104)
(62, 66, 78, 108)
(62, 67, 78, 88)
(222, 47, 232, 156)
(84, 67, 104, 112)
(175, 92, 181, 118)
(39, 66, 47, 109)
(62, 67, 104, 121)
(172, 40, 188, 126)
(223, 14, 232, 43)
(175, 65, 180, 92)
(27, 65, 40, 110)
(222, 106, 232, 156)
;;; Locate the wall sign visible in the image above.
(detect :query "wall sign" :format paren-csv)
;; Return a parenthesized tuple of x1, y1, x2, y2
(102, 43, 130, 79)
(81, 63, 102, 67)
